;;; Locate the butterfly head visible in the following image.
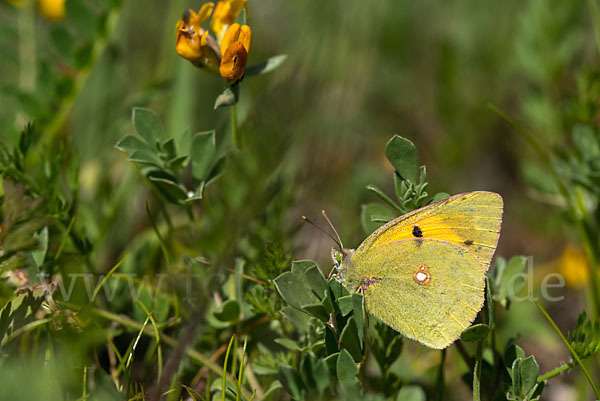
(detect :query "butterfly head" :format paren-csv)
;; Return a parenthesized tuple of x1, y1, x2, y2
(329, 247, 354, 282)
(331, 248, 354, 267)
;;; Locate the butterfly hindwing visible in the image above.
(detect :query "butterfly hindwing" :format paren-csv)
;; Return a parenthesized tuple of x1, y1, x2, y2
(348, 239, 485, 349)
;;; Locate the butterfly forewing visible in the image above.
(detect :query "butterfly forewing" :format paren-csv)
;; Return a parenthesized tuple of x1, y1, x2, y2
(349, 239, 485, 349)
(356, 191, 503, 272)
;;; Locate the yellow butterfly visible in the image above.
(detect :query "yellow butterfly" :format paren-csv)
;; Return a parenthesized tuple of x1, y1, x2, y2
(336, 191, 503, 349)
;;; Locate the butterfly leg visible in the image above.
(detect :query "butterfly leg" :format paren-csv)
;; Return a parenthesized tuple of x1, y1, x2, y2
(327, 266, 347, 280)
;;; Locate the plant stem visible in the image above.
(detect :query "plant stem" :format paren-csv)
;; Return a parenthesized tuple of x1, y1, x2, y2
(531, 295, 600, 398)
(434, 349, 446, 401)
(91, 253, 128, 302)
(537, 362, 574, 382)
(82, 365, 88, 400)
(473, 340, 483, 401)
(231, 104, 241, 149)
(2, 318, 52, 345)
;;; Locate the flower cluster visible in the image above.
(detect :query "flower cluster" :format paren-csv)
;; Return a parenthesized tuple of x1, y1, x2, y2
(175, 0, 251, 81)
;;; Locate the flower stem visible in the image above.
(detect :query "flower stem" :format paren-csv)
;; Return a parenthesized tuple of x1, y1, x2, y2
(231, 104, 241, 149)
(531, 294, 600, 398)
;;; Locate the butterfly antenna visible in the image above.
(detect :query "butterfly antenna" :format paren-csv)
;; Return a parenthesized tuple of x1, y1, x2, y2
(321, 210, 344, 250)
(301, 215, 342, 250)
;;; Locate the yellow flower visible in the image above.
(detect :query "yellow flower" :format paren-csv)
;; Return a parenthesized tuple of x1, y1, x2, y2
(38, 0, 66, 20)
(559, 245, 590, 288)
(219, 23, 251, 80)
(175, 4, 220, 72)
(210, 0, 247, 41)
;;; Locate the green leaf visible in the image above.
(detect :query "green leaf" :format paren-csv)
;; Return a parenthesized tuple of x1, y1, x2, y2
(328, 279, 350, 300)
(304, 265, 328, 299)
(31, 226, 48, 268)
(206, 156, 227, 186)
(128, 150, 162, 167)
(339, 317, 362, 362)
(429, 192, 450, 204)
(338, 295, 354, 316)
(115, 134, 153, 154)
(292, 260, 318, 274)
(504, 344, 525, 373)
(214, 86, 239, 109)
(245, 54, 288, 76)
(321, 289, 334, 314)
(148, 176, 188, 204)
(366, 184, 403, 213)
(352, 294, 365, 347)
(302, 303, 329, 322)
(361, 203, 395, 234)
(132, 107, 166, 145)
(325, 327, 338, 355)
(160, 138, 177, 159)
(460, 324, 490, 342)
(213, 300, 240, 322)
(274, 264, 321, 310)
(385, 135, 419, 182)
(184, 183, 204, 203)
(396, 385, 426, 401)
(154, 294, 169, 323)
(324, 352, 339, 373)
(485, 275, 495, 328)
(278, 365, 306, 400)
(274, 338, 302, 351)
(177, 128, 192, 158)
(167, 154, 188, 171)
(336, 348, 358, 384)
(263, 380, 283, 400)
(519, 356, 539, 395)
(300, 352, 330, 396)
(191, 131, 216, 181)
(280, 306, 312, 332)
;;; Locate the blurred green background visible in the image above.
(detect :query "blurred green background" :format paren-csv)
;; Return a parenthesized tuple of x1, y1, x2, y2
(0, 0, 598, 399)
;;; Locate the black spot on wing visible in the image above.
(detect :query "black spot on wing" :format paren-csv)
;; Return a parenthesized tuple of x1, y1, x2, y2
(412, 225, 423, 238)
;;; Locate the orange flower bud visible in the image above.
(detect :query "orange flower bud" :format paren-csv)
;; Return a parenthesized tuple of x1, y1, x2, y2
(38, 0, 66, 20)
(219, 23, 252, 80)
(210, 0, 247, 41)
